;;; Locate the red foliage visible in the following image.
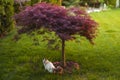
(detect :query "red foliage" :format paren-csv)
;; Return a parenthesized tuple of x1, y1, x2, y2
(14, 2, 98, 43)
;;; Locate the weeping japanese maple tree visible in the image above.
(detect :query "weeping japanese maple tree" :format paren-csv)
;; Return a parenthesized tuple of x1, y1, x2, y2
(14, 2, 98, 67)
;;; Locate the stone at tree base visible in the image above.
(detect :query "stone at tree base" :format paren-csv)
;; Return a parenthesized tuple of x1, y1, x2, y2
(53, 61, 80, 74)
(53, 66, 63, 75)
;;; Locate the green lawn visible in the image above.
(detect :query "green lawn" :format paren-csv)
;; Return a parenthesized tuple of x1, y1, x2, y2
(0, 9, 120, 80)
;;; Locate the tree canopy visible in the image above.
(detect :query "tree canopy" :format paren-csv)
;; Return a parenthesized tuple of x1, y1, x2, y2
(14, 2, 98, 43)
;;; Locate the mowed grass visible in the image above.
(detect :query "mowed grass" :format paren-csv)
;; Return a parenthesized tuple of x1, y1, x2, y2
(0, 9, 120, 80)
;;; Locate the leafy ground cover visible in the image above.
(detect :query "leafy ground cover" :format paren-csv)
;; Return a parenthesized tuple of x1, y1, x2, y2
(0, 9, 120, 80)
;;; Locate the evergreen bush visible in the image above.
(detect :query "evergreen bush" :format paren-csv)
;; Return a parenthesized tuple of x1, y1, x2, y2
(0, 0, 14, 37)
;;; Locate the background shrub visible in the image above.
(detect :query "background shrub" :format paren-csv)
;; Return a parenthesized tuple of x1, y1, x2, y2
(0, 0, 14, 37)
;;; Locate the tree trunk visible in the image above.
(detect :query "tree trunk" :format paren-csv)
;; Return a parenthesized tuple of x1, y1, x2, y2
(62, 39, 66, 67)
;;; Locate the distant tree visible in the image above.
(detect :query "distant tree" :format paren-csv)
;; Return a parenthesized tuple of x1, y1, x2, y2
(31, 0, 62, 6)
(63, 0, 80, 7)
(47, 0, 62, 5)
(31, 0, 41, 5)
(116, 0, 120, 8)
(14, 0, 31, 13)
(14, 3, 98, 67)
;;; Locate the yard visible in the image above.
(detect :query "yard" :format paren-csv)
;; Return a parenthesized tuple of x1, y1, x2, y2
(0, 9, 120, 80)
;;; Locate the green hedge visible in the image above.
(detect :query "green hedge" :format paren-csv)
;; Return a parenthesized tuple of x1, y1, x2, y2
(63, 0, 117, 7)
(0, 0, 14, 37)
(31, 0, 62, 6)
(106, 0, 116, 7)
(63, 0, 80, 7)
